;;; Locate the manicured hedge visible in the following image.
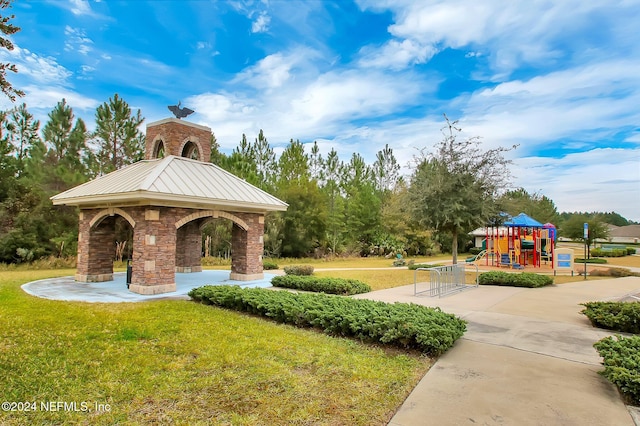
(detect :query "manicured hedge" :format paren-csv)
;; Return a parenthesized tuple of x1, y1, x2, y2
(590, 267, 639, 278)
(594, 335, 640, 405)
(271, 275, 371, 295)
(262, 260, 279, 270)
(581, 301, 640, 333)
(189, 285, 466, 356)
(575, 258, 608, 264)
(478, 271, 553, 288)
(591, 248, 632, 258)
(408, 263, 445, 270)
(283, 265, 314, 276)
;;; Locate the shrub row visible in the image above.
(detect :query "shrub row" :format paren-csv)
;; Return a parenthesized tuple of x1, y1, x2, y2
(271, 275, 371, 295)
(590, 268, 639, 278)
(283, 265, 314, 276)
(189, 285, 466, 356)
(591, 248, 635, 257)
(262, 260, 279, 270)
(575, 258, 608, 264)
(408, 263, 445, 270)
(581, 301, 640, 334)
(478, 271, 553, 288)
(594, 335, 640, 405)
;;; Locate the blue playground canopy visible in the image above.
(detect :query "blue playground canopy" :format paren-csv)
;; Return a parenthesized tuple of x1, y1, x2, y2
(503, 212, 543, 228)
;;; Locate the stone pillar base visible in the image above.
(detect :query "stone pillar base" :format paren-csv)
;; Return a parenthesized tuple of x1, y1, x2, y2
(75, 273, 113, 283)
(230, 272, 264, 281)
(175, 266, 203, 273)
(128, 283, 176, 295)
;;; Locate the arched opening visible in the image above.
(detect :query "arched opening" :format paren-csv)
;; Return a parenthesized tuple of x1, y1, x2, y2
(154, 140, 166, 158)
(79, 213, 134, 282)
(201, 217, 233, 259)
(181, 141, 200, 160)
(174, 210, 257, 277)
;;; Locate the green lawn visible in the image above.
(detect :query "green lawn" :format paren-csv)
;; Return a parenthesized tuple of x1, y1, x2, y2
(0, 270, 430, 425)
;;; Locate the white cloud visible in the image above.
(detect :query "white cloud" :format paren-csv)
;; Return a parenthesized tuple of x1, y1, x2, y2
(69, 0, 92, 16)
(251, 11, 271, 33)
(359, 39, 437, 70)
(512, 149, 640, 220)
(290, 70, 423, 124)
(356, 0, 638, 75)
(64, 26, 94, 56)
(21, 85, 100, 110)
(235, 52, 296, 90)
(0, 46, 72, 85)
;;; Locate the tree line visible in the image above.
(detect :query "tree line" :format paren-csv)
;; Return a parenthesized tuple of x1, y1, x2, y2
(2, 97, 635, 265)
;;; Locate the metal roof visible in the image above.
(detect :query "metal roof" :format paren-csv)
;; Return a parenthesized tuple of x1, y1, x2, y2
(51, 155, 288, 212)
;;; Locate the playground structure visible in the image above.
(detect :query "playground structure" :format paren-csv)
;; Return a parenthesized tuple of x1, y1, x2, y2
(469, 213, 556, 269)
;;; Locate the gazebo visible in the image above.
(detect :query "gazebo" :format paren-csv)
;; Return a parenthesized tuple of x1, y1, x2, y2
(51, 118, 287, 295)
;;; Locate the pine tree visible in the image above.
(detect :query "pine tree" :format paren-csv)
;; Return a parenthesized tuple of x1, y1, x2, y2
(0, 0, 24, 101)
(93, 94, 145, 174)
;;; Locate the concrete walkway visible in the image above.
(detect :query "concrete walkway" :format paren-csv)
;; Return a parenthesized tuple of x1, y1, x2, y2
(354, 277, 640, 425)
(21, 270, 275, 303)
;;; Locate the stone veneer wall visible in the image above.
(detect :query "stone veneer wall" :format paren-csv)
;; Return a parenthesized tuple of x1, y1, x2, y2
(176, 221, 202, 272)
(76, 211, 116, 282)
(230, 212, 264, 280)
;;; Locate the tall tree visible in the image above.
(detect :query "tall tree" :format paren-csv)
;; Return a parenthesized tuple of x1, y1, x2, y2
(561, 215, 609, 257)
(276, 139, 325, 257)
(408, 115, 515, 263)
(309, 141, 323, 182)
(372, 143, 400, 194)
(320, 148, 344, 253)
(341, 153, 380, 253)
(6, 103, 39, 173)
(498, 188, 559, 224)
(251, 129, 276, 190)
(42, 99, 91, 190)
(93, 94, 144, 174)
(0, 0, 23, 101)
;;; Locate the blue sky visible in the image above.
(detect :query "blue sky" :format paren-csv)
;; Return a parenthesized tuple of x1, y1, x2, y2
(2, 0, 639, 221)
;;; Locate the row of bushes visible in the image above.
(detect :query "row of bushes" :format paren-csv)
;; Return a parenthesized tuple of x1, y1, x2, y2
(189, 285, 466, 356)
(271, 275, 371, 295)
(408, 263, 445, 270)
(584, 301, 640, 403)
(262, 260, 279, 270)
(590, 267, 639, 278)
(478, 271, 554, 288)
(581, 301, 640, 334)
(575, 258, 608, 264)
(594, 335, 640, 405)
(283, 265, 314, 276)
(591, 247, 636, 257)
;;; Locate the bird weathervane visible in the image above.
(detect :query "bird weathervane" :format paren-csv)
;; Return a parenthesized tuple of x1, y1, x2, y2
(168, 101, 194, 119)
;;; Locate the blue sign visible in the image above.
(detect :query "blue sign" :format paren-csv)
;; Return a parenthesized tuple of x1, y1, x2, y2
(583, 223, 589, 239)
(558, 254, 571, 261)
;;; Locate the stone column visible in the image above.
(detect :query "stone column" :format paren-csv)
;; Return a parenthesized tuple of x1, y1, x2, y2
(76, 210, 115, 282)
(129, 208, 177, 294)
(176, 221, 202, 272)
(230, 213, 264, 281)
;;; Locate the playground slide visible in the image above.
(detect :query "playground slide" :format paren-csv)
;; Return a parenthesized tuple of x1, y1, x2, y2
(466, 250, 487, 263)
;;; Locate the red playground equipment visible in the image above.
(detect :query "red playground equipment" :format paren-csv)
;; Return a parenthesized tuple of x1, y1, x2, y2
(482, 213, 556, 269)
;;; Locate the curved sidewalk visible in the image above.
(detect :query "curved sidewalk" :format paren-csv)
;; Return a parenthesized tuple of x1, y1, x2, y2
(356, 277, 640, 426)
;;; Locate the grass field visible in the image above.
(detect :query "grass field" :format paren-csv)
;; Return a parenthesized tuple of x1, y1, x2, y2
(2, 252, 638, 424)
(0, 270, 434, 425)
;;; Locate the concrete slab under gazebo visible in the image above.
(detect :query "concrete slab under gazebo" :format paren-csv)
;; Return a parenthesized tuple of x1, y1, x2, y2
(50, 118, 287, 295)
